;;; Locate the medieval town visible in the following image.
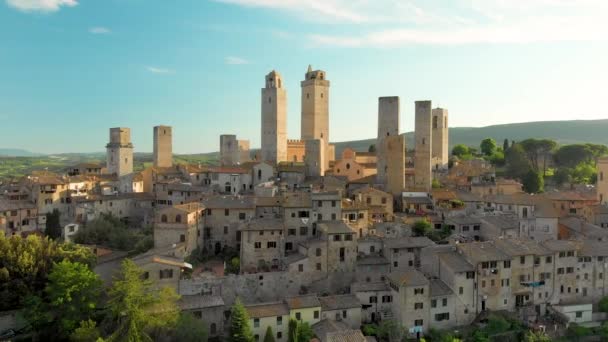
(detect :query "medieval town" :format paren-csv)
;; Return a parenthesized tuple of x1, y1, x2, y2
(2, 65, 608, 342)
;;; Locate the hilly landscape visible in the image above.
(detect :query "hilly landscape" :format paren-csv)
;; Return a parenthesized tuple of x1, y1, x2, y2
(1, 119, 607, 180)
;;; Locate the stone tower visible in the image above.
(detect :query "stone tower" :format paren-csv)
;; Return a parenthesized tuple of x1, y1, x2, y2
(431, 108, 449, 170)
(301, 65, 331, 170)
(220, 134, 238, 166)
(376, 96, 400, 184)
(414, 101, 433, 191)
(597, 157, 608, 204)
(385, 135, 406, 196)
(261, 70, 287, 164)
(304, 139, 326, 177)
(106, 127, 133, 177)
(153, 125, 172, 168)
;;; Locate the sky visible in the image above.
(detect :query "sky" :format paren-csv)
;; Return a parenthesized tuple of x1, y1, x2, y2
(0, 0, 607, 154)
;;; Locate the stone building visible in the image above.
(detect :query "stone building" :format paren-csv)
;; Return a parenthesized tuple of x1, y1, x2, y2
(154, 202, 203, 256)
(305, 139, 326, 177)
(153, 125, 173, 168)
(318, 294, 362, 329)
(261, 70, 288, 164)
(388, 269, 430, 338)
(431, 108, 449, 170)
(332, 148, 376, 182)
(414, 101, 432, 191)
(220, 134, 250, 166)
(239, 218, 285, 273)
(384, 135, 406, 196)
(201, 195, 256, 253)
(598, 157, 608, 204)
(377, 96, 400, 185)
(286, 139, 306, 163)
(301, 65, 334, 170)
(106, 127, 133, 177)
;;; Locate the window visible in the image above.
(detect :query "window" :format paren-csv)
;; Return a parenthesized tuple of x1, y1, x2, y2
(314, 310, 319, 319)
(267, 241, 277, 248)
(342, 310, 347, 318)
(277, 316, 282, 325)
(180, 234, 185, 242)
(414, 288, 424, 295)
(576, 311, 583, 318)
(159, 269, 173, 279)
(382, 296, 392, 303)
(253, 318, 260, 328)
(340, 247, 345, 262)
(414, 302, 423, 310)
(254, 242, 261, 249)
(381, 197, 387, 204)
(504, 260, 511, 268)
(459, 287, 463, 295)
(546, 256, 552, 263)
(224, 226, 229, 234)
(520, 256, 526, 264)
(334, 235, 341, 241)
(442, 298, 448, 306)
(316, 248, 322, 256)
(300, 227, 308, 236)
(298, 264, 303, 272)
(161, 214, 167, 223)
(557, 268, 564, 274)
(316, 263, 321, 271)
(317, 200, 323, 207)
(566, 267, 574, 274)
(239, 213, 246, 220)
(175, 214, 182, 223)
(224, 209, 229, 216)
(414, 319, 423, 327)
(466, 272, 475, 279)
(345, 234, 353, 241)
(296, 312, 301, 320)
(277, 332, 282, 339)
(482, 280, 486, 288)
(435, 313, 450, 321)
(288, 229, 296, 236)
(431, 299, 437, 308)
(332, 201, 336, 207)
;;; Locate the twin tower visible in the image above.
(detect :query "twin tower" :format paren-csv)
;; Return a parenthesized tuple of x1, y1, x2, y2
(261, 66, 333, 172)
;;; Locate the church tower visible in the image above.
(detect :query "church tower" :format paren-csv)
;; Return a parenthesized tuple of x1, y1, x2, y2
(261, 70, 287, 164)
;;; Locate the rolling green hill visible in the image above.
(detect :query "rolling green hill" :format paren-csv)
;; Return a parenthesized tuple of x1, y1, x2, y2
(332, 119, 608, 156)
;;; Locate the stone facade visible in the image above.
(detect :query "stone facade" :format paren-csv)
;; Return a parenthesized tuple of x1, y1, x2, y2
(377, 96, 400, 185)
(261, 70, 288, 164)
(414, 101, 432, 191)
(153, 125, 173, 168)
(597, 157, 608, 204)
(305, 139, 326, 177)
(385, 135, 406, 196)
(301, 66, 331, 171)
(431, 108, 449, 170)
(106, 127, 133, 177)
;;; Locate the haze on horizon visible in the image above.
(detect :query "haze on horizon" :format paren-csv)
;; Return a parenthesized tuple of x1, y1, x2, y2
(0, 0, 606, 154)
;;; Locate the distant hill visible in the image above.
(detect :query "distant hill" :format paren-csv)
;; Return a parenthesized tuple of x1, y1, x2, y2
(332, 119, 608, 156)
(0, 148, 43, 157)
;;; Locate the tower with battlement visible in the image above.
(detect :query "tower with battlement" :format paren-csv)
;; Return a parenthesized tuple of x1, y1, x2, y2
(106, 127, 133, 177)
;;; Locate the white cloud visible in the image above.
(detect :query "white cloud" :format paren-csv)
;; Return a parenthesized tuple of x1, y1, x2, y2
(6, 0, 78, 12)
(217, 0, 608, 46)
(89, 27, 111, 34)
(225, 56, 250, 65)
(146, 66, 173, 74)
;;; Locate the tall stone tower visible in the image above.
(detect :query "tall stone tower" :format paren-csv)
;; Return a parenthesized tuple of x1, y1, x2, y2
(414, 101, 433, 191)
(261, 70, 287, 164)
(431, 108, 449, 170)
(376, 96, 400, 184)
(597, 157, 608, 204)
(385, 135, 406, 196)
(153, 125, 172, 168)
(220, 134, 238, 166)
(106, 127, 133, 177)
(301, 65, 331, 170)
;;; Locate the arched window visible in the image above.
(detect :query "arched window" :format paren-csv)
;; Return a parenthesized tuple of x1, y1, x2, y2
(161, 214, 167, 223)
(346, 163, 351, 170)
(175, 214, 182, 223)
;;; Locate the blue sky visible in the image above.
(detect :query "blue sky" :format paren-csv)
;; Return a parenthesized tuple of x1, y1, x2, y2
(0, 0, 607, 154)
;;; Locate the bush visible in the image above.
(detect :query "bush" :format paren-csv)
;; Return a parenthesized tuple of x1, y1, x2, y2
(412, 220, 432, 237)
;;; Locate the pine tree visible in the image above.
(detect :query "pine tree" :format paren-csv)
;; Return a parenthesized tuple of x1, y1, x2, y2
(263, 326, 276, 342)
(288, 319, 299, 342)
(229, 298, 254, 342)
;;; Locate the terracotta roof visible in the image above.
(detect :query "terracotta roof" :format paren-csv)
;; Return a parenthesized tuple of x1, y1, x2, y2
(286, 295, 321, 309)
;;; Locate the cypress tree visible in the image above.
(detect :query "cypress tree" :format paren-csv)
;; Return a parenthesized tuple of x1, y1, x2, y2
(263, 326, 276, 342)
(229, 298, 254, 342)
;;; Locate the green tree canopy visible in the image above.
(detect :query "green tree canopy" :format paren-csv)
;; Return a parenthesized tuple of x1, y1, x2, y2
(368, 144, 376, 153)
(107, 259, 180, 342)
(288, 319, 298, 342)
(229, 298, 254, 342)
(452, 144, 470, 157)
(554, 143, 607, 168)
(480, 138, 497, 156)
(506, 143, 532, 179)
(25, 260, 102, 338)
(45, 209, 62, 240)
(412, 220, 432, 237)
(168, 312, 209, 342)
(70, 319, 101, 342)
(523, 170, 544, 193)
(296, 322, 314, 342)
(263, 326, 276, 342)
(74, 214, 152, 252)
(0, 233, 95, 311)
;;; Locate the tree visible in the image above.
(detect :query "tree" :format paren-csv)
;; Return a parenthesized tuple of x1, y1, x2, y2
(412, 220, 432, 237)
(0, 233, 95, 311)
(70, 319, 101, 342)
(296, 322, 314, 342)
(523, 170, 544, 193)
(74, 214, 144, 251)
(170, 312, 208, 342)
(432, 179, 441, 189)
(520, 139, 557, 175)
(107, 259, 180, 342)
(229, 298, 254, 342)
(506, 144, 532, 179)
(377, 320, 402, 342)
(523, 331, 551, 342)
(368, 144, 376, 153)
(45, 209, 62, 240)
(288, 319, 298, 342)
(25, 260, 102, 338)
(263, 326, 275, 342)
(451, 144, 470, 157)
(480, 138, 497, 156)
(503, 139, 510, 153)
(599, 296, 608, 313)
(554, 144, 595, 168)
